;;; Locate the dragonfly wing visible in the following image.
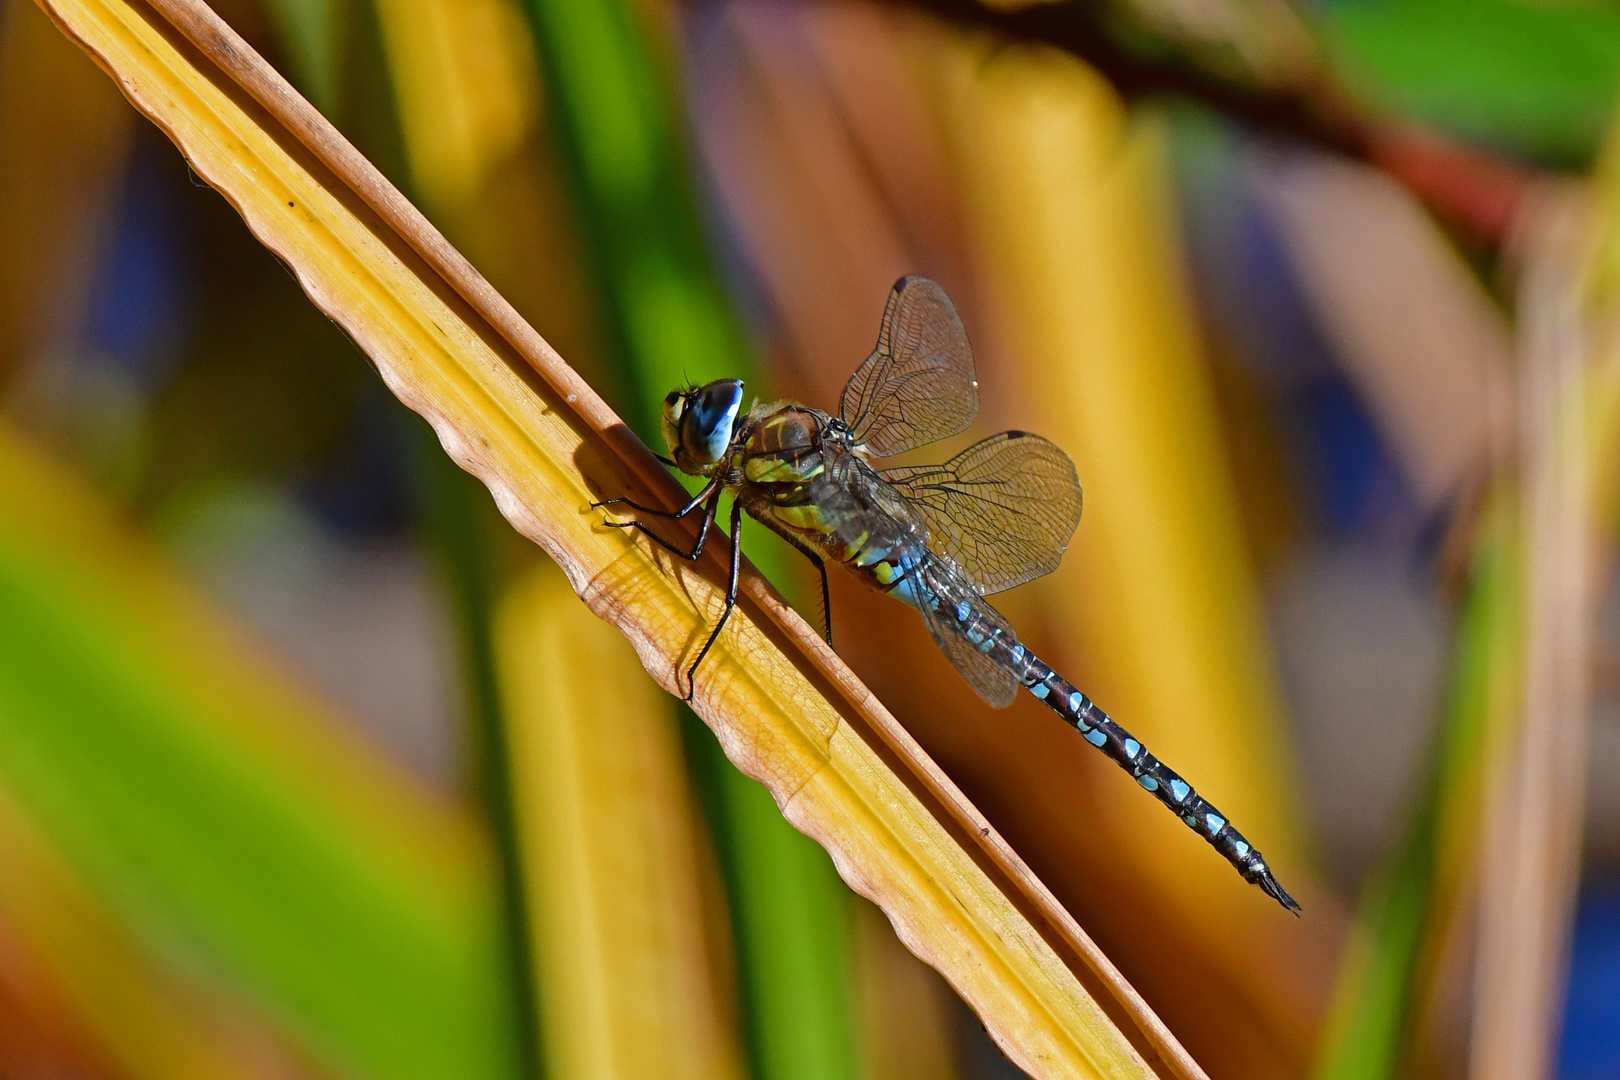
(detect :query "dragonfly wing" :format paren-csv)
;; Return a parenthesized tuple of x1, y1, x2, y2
(883, 431, 1081, 595)
(912, 562, 1020, 708)
(839, 276, 978, 458)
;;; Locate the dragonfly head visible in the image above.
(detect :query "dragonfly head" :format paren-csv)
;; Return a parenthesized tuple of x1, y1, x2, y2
(662, 379, 744, 475)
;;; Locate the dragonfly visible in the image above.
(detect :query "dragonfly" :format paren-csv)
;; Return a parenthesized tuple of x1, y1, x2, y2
(594, 275, 1299, 912)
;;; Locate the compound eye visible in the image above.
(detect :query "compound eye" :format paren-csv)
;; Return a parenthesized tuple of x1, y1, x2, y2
(681, 379, 744, 465)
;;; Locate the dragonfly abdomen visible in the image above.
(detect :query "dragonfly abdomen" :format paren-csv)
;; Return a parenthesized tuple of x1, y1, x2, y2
(1013, 651, 1301, 912)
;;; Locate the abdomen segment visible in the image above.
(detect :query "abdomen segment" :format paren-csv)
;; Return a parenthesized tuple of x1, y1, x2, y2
(1013, 647, 1300, 912)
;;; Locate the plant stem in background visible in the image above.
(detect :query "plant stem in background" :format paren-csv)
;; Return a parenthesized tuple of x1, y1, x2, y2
(680, 713, 857, 1080)
(496, 564, 749, 1080)
(520, 0, 747, 429)
(0, 0, 133, 389)
(1471, 193, 1594, 1080)
(944, 38, 1321, 1073)
(1315, 184, 1620, 1079)
(410, 413, 542, 1080)
(1311, 509, 1520, 1080)
(0, 768, 291, 1078)
(329, 1, 544, 1064)
(518, 2, 858, 1078)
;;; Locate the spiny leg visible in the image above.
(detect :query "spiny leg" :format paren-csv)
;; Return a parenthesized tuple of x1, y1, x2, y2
(684, 499, 744, 702)
(596, 483, 721, 561)
(811, 553, 832, 647)
(592, 476, 718, 522)
(777, 534, 834, 647)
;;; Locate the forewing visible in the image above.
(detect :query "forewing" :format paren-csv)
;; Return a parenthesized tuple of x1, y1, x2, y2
(883, 431, 1081, 595)
(839, 276, 978, 458)
(913, 563, 1019, 708)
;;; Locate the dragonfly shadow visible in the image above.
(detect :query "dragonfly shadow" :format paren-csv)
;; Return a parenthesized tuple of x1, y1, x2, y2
(572, 426, 761, 685)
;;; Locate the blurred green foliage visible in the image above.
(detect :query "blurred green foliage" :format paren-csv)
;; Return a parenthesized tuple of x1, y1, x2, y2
(0, 433, 522, 1080)
(523, 0, 749, 434)
(1322, 0, 1620, 164)
(1314, 507, 1519, 1080)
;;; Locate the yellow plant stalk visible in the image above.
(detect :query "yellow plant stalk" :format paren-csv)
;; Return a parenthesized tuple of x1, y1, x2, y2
(1384, 174, 1620, 1077)
(1581, 117, 1620, 529)
(507, 559, 930, 1080)
(369, 0, 610, 450)
(942, 41, 1332, 1070)
(30, 0, 1198, 1075)
(495, 565, 747, 1080)
(370, 0, 538, 209)
(0, 779, 296, 1080)
(853, 899, 964, 1080)
(1470, 190, 1593, 1080)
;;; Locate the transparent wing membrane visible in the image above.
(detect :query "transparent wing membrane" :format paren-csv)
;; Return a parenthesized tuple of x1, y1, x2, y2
(911, 562, 1020, 708)
(882, 431, 1081, 595)
(839, 276, 978, 458)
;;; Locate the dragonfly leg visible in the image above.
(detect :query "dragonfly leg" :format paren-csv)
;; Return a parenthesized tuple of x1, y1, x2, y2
(684, 499, 744, 702)
(597, 484, 721, 561)
(811, 554, 832, 647)
(777, 535, 834, 647)
(592, 476, 719, 521)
